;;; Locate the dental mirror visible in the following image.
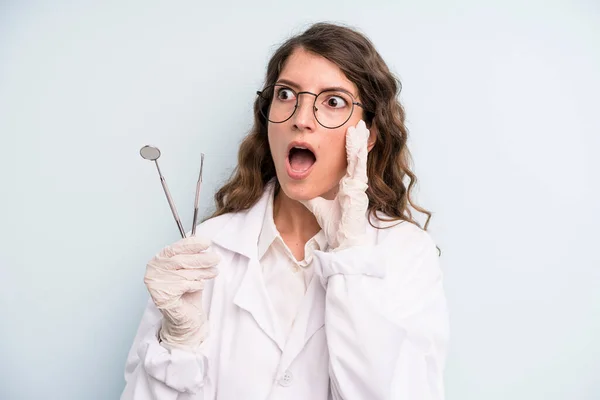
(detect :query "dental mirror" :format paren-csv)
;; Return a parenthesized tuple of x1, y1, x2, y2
(140, 145, 161, 161)
(140, 145, 187, 238)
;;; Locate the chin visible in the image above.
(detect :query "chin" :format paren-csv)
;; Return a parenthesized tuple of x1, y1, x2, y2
(278, 179, 315, 201)
(277, 175, 337, 201)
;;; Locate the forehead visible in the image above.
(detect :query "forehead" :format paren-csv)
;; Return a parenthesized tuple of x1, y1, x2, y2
(278, 48, 358, 94)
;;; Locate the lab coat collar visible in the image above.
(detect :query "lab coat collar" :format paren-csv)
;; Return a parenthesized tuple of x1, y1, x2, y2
(257, 186, 278, 261)
(212, 181, 276, 260)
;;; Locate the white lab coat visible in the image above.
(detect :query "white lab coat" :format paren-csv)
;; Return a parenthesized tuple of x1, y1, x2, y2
(121, 184, 449, 400)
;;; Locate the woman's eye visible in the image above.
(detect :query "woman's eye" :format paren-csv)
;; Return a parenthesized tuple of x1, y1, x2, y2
(276, 88, 295, 101)
(325, 95, 347, 108)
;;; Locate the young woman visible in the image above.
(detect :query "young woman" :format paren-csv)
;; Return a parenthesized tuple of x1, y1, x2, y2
(122, 22, 449, 400)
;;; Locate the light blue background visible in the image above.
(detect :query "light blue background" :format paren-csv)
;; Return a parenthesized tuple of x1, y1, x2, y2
(1, 1, 599, 399)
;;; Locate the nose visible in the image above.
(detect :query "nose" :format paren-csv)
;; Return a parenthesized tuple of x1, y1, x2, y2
(292, 93, 317, 132)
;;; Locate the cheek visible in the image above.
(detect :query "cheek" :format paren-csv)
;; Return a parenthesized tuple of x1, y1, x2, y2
(267, 126, 284, 158)
(318, 133, 347, 176)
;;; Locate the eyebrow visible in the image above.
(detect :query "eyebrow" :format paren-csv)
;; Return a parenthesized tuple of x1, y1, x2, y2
(276, 78, 358, 98)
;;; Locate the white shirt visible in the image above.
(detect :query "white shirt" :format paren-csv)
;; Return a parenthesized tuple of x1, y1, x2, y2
(257, 190, 328, 339)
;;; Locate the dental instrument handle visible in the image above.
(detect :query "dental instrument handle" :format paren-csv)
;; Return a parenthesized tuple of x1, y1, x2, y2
(191, 153, 204, 236)
(155, 161, 187, 239)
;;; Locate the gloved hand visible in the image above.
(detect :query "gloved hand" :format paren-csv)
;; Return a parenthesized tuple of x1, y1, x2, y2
(144, 236, 221, 352)
(301, 120, 370, 251)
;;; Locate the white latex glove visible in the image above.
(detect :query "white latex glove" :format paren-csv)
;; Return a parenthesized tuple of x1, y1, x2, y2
(301, 120, 370, 251)
(144, 236, 220, 352)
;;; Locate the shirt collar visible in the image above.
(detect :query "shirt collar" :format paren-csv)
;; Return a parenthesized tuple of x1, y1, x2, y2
(312, 229, 328, 253)
(257, 188, 329, 262)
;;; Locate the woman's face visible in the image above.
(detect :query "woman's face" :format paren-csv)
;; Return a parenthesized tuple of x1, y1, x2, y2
(267, 48, 365, 201)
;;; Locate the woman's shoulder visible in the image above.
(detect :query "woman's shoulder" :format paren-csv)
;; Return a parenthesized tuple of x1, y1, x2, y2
(369, 213, 442, 287)
(192, 212, 237, 240)
(369, 211, 438, 257)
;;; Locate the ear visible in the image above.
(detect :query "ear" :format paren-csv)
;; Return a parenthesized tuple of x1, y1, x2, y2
(367, 123, 377, 152)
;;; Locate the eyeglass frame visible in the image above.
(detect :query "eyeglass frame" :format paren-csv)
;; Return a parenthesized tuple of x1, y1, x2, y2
(256, 84, 372, 129)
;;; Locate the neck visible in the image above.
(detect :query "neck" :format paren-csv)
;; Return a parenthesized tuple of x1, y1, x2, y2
(273, 188, 321, 241)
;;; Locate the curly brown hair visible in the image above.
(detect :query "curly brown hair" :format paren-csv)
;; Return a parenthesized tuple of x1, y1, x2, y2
(209, 22, 433, 231)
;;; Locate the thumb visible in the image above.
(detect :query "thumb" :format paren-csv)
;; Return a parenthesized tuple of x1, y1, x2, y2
(300, 197, 332, 222)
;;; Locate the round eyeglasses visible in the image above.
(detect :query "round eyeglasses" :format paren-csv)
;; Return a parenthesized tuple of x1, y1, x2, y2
(256, 84, 369, 129)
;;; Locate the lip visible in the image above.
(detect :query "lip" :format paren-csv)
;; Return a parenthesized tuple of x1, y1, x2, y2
(286, 141, 317, 181)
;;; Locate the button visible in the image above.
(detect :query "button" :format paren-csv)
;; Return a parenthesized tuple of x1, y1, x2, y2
(278, 370, 293, 387)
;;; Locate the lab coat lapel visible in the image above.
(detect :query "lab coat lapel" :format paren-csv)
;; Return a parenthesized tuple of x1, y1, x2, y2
(278, 274, 326, 372)
(232, 257, 286, 350)
(212, 182, 286, 350)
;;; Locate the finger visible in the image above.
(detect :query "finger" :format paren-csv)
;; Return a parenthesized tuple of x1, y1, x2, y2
(301, 197, 336, 233)
(354, 121, 369, 184)
(145, 266, 218, 286)
(345, 120, 369, 180)
(346, 120, 369, 177)
(181, 279, 210, 295)
(160, 236, 212, 258)
(150, 251, 220, 271)
(147, 279, 205, 307)
(172, 267, 219, 281)
(149, 249, 220, 273)
(170, 252, 221, 269)
(345, 124, 359, 176)
(181, 290, 205, 313)
(300, 197, 332, 220)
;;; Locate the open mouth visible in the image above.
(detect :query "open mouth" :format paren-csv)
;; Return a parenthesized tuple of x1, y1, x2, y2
(288, 146, 316, 172)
